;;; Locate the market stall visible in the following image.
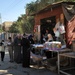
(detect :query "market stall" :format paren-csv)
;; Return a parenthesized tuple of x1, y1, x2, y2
(43, 41, 71, 72)
(31, 41, 71, 72)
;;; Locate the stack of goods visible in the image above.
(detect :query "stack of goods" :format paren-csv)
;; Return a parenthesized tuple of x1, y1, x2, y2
(51, 41, 61, 50)
(33, 44, 44, 48)
(44, 41, 61, 50)
(44, 42, 52, 50)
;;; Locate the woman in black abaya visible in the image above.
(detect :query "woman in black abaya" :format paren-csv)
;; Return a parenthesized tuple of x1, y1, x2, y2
(21, 34, 30, 67)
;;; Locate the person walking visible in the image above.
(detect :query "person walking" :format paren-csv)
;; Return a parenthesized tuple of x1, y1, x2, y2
(21, 34, 30, 67)
(0, 40, 6, 62)
(7, 37, 13, 62)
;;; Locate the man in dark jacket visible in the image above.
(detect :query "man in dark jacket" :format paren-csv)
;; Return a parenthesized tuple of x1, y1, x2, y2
(21, 34, 30, 67)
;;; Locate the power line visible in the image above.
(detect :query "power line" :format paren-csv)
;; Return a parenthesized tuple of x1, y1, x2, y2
(2, 0, 18, 13)
(2, 0, 25, 14)
(1, 0, 26, 22)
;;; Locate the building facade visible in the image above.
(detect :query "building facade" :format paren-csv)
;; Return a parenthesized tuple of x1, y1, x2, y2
(2, 21, 13, 32)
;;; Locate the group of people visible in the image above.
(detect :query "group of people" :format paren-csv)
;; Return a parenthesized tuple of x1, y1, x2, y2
(41, 21, 66, 58)
(0, 21, 66, 68)
(42, 28, 59, 43)
(42, 22, 65, 45)
(0, 33, 34, 68)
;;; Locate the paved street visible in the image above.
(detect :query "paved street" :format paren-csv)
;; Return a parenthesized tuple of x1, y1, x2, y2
(0, 48, 58, 75)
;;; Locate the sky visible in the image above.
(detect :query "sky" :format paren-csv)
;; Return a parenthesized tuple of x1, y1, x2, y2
(0, 0, 36, 23)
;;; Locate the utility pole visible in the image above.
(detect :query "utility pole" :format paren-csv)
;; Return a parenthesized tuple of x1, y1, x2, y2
(0, 13, 2, 41)
(0, 13, 2, 29)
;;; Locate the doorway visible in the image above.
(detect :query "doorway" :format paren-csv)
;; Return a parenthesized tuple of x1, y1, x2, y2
(40, 16, 56, 43)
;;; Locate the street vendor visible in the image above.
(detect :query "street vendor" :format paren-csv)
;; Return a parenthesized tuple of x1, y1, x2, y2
(53, 28, 60, 41)
(47, 34, 53, 42)
(42, 34, 54, 58)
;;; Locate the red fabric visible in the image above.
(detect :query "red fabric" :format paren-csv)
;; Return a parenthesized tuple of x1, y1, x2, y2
(67, 16, 75, 45)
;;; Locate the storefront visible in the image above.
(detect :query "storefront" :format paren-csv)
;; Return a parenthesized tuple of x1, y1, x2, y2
(33, 1, 75, 47)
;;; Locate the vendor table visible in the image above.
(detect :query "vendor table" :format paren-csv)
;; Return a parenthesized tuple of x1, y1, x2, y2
(32, 44, 71, 73)
(31, 44, 44, 54)
(48, 48, 71, 73)
(58, 52, 75, 75)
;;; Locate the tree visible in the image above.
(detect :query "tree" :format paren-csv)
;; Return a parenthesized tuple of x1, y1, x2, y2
(26, 0, 75, 16)
(21, 15, 34, 33)
(9, 14, 34, 34)
(26, 2, 37, 15)
(9, 22, 19, 33)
